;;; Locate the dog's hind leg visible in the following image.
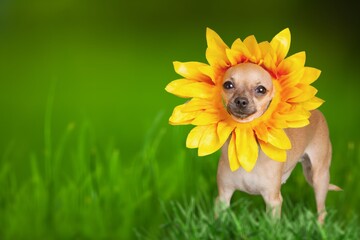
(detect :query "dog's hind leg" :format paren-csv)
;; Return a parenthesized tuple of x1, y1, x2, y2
(303, 146, 331, 224)
(312, 167, 330, 224)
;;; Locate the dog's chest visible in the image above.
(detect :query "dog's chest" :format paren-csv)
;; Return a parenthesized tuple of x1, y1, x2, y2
(221, 153, 286, 195)
(231, 169, 269, 195)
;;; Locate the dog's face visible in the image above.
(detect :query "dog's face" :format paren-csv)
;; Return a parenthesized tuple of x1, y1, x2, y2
(222, 63, 275, 123)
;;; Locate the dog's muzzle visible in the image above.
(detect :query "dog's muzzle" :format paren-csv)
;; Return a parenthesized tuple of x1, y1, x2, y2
(227, 97, 257, 119)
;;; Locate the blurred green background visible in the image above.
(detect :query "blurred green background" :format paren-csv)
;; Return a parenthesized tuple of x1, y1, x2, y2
(0, 0, 359, 239)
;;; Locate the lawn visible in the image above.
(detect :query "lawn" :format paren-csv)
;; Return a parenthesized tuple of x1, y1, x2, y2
(0, 110, 359, 239)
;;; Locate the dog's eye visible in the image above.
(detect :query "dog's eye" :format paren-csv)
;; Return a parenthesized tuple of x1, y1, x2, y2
(255, 85, 267, 94)
(223, 81, 234, 90)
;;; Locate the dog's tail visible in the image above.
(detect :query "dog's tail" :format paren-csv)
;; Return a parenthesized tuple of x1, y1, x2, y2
(328, 184, 342, 191)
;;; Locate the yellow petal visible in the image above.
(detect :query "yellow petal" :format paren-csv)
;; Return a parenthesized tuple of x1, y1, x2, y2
(186, 125, 208, 148)
(263, 53, 277, 73)
(259, 140, 287, 162)
(270, 28, 291, 64)
(278, 52, 306, 75)
(258, 41, 271, 58)
(281, 86, 303, 101)
(254, 122, 269, 142)
(217, 121, 235, 147)
(279, 69, 304, 89)
(286, 119, 310, 128)
(231, 38, 251, 60)
(268, 114, 288, 129)
(169, 104, 200, 125)
(198, 124, 220, 156)
(277, 101, 292, 112)
(165, 79, 193, 93)
(206, 28, 230, 69)
(288, 85, 317, 103)
(302, 97, 324, 110)
(226, 48, 238, 66)
(301, 67, 321, 85)
(173, 61, 213, 83)
(181, 98, 212, 112)
(259, 41, 277, 72)
(282, 106, 311, 121)
(235, 127, 259, 172)
(228, 132, 240, 171)
(206, 50, 230, 70)
(198, 65, 215, 83)
(165, 79, 214, 99)
(192, 111, 221, 125)
(243, 35, 261, 63)
(267, 128, 291, 150)
(206, 28, 228, 50)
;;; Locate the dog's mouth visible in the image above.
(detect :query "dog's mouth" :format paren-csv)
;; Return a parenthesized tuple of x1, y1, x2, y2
(227, 105, 257, 120)
(225, 100, 273, 123)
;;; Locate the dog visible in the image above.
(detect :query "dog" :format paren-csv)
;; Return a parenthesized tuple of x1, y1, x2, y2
(216, 62, 341, 223)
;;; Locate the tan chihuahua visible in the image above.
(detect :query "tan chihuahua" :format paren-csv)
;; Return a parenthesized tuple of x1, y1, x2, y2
(216, 63, 341, 223)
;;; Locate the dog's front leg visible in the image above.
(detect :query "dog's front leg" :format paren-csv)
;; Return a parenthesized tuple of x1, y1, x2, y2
(262, 190, 283, 219)
(214, 185, 234, 218)
(259, 165, 283, 219)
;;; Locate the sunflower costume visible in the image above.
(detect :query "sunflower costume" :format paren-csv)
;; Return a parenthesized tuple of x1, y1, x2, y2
(166, 28, 323, 172)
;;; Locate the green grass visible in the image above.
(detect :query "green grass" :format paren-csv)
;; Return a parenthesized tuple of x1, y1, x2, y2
(0, 100, 359, 239)
(147, 198, 360, 240)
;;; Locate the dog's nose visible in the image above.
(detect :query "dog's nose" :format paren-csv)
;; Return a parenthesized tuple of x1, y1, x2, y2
(234, 97, 249, 108)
